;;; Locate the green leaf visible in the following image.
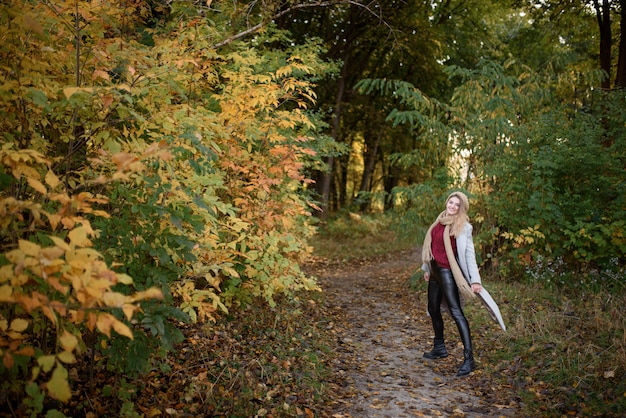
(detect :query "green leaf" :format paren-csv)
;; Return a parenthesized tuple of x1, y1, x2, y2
(45, 410, 69, 418)
(37, 355, 56, 373)
(27, 88, 48, 108)
(47, 364, 71, 402)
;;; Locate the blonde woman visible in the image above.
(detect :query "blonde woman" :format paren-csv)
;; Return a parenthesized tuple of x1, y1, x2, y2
(421, 191, 482, 376)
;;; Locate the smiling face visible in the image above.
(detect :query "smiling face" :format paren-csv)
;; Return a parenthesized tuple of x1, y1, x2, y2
(446, 196, 462, 216)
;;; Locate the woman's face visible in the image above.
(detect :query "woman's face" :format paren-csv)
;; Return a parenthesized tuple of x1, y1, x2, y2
(446, 196, 461, 216)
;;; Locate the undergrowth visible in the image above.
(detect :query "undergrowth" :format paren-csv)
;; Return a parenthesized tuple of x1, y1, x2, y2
(19, 212, 621, 417)
(317, 212, 626, 417)
(474, 281, 626, 417)
(310, 212, 416, 262)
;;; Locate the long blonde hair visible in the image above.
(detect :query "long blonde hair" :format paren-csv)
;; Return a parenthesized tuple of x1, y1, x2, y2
(446, 191, 470, 237)
(421, 191, 471, 264)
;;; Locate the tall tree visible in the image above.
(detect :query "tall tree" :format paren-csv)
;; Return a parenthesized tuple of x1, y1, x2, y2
(594, 0, 613, 89)
(615, 0, 626, 86)
(279, 0, 506, 214)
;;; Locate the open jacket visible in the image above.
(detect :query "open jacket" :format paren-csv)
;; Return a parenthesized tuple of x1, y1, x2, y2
(421, 222, 482, 285)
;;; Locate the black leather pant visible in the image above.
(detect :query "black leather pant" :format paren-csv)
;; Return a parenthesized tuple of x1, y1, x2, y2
(427, 261, 472, 350)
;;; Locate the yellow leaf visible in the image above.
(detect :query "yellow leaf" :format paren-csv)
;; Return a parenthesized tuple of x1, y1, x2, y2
(47, 213, 61, 230)
(68, 227, 88, 247)
(45, 170, 60, 188)
(112, 319, 133, 339)
(19, 239, 41, 257)
(117, 273, 133, 285)
(59, 331, 78, 352)
(0, 265, 12, 283)
(63, 86, 94, 99)
(0, 285, 13, 302)
(26, 177, 47, 194)
(40, 246, 65, 265)
(7, 330, 25, 340)
(49, 236, 70, 251)
(10, 318, 29, 332)
(0, 319, 7, 331)
(130, 287, 164, 302)
(57, 350, 76, 364)
(103, 292, 128, 307)
(13, 273, 30, 286)
(91, 210, 111, 218)
(38, 355, 56, 373)
(47, 364, 72, 402)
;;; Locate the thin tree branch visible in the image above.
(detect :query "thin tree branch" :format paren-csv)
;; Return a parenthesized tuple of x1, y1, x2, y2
(212, 0, 392, 49)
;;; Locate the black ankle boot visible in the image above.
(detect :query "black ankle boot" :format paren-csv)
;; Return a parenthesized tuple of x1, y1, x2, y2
(423, 338, 448, 359)
(456, 349, 474, 376)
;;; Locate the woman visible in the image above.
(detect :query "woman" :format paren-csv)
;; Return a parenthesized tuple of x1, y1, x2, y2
(421, 191, 482, 377)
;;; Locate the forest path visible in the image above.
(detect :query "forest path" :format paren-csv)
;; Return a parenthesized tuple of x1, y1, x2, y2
(304, 249, 521, 418)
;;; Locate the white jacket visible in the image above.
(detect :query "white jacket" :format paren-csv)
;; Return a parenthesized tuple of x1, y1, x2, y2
(421, 222, 482, 285)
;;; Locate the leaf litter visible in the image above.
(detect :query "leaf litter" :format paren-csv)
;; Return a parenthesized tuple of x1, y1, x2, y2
(1, 249, 523, 417)
(305, 248, 522, 417)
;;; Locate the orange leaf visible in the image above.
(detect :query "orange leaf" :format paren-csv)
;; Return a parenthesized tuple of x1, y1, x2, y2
(14, 347, 35, 357)
(15, 293, 43, 313)
(44, 170, 60, 189)
(111, 152, 138, 170)
(22, 14, 43, 36)
(96, 313, 113, 338)
(86, 312, 97, 332)
(41, 305, 57, 324)
(112, 319, 133, 340)
(122, 304, 137, 320)
(3, 352, 14, 369)
(26, 177, 47, 194)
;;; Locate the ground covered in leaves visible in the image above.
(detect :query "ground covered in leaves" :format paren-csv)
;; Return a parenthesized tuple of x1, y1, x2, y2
(306, 248, 521, 417)
(2, 249, 523, 417)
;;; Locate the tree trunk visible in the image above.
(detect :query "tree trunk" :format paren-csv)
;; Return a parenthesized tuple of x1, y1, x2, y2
(337, 155, 349, 209)
(358, 131, 381, 211)
(594, 0, 612, 89)
(318, 155, 334, 217)
(615, 0, 626, 88)
(318, 55, 349, 218)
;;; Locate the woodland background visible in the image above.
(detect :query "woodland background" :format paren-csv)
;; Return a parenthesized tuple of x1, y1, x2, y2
(1, 0, 625, 416)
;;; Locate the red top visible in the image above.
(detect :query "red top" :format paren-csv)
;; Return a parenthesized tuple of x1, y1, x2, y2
(431, 222, 457, 268)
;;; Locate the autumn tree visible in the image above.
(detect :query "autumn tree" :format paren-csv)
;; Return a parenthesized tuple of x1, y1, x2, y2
(0, 0, 331, 414)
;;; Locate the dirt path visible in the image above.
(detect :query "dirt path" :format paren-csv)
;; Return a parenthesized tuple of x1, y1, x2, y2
(306, 249, 521, 418)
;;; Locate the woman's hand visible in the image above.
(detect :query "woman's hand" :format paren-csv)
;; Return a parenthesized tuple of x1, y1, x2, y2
(424, 272, 430, 282)
(471, 283, 482, 293)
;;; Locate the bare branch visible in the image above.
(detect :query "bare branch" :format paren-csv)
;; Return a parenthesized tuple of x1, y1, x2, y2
(212, 0, 392, 49)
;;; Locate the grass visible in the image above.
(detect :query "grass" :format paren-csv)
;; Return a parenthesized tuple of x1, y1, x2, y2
(310, 212, 417, 262)
(477, 282, 626, 417)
